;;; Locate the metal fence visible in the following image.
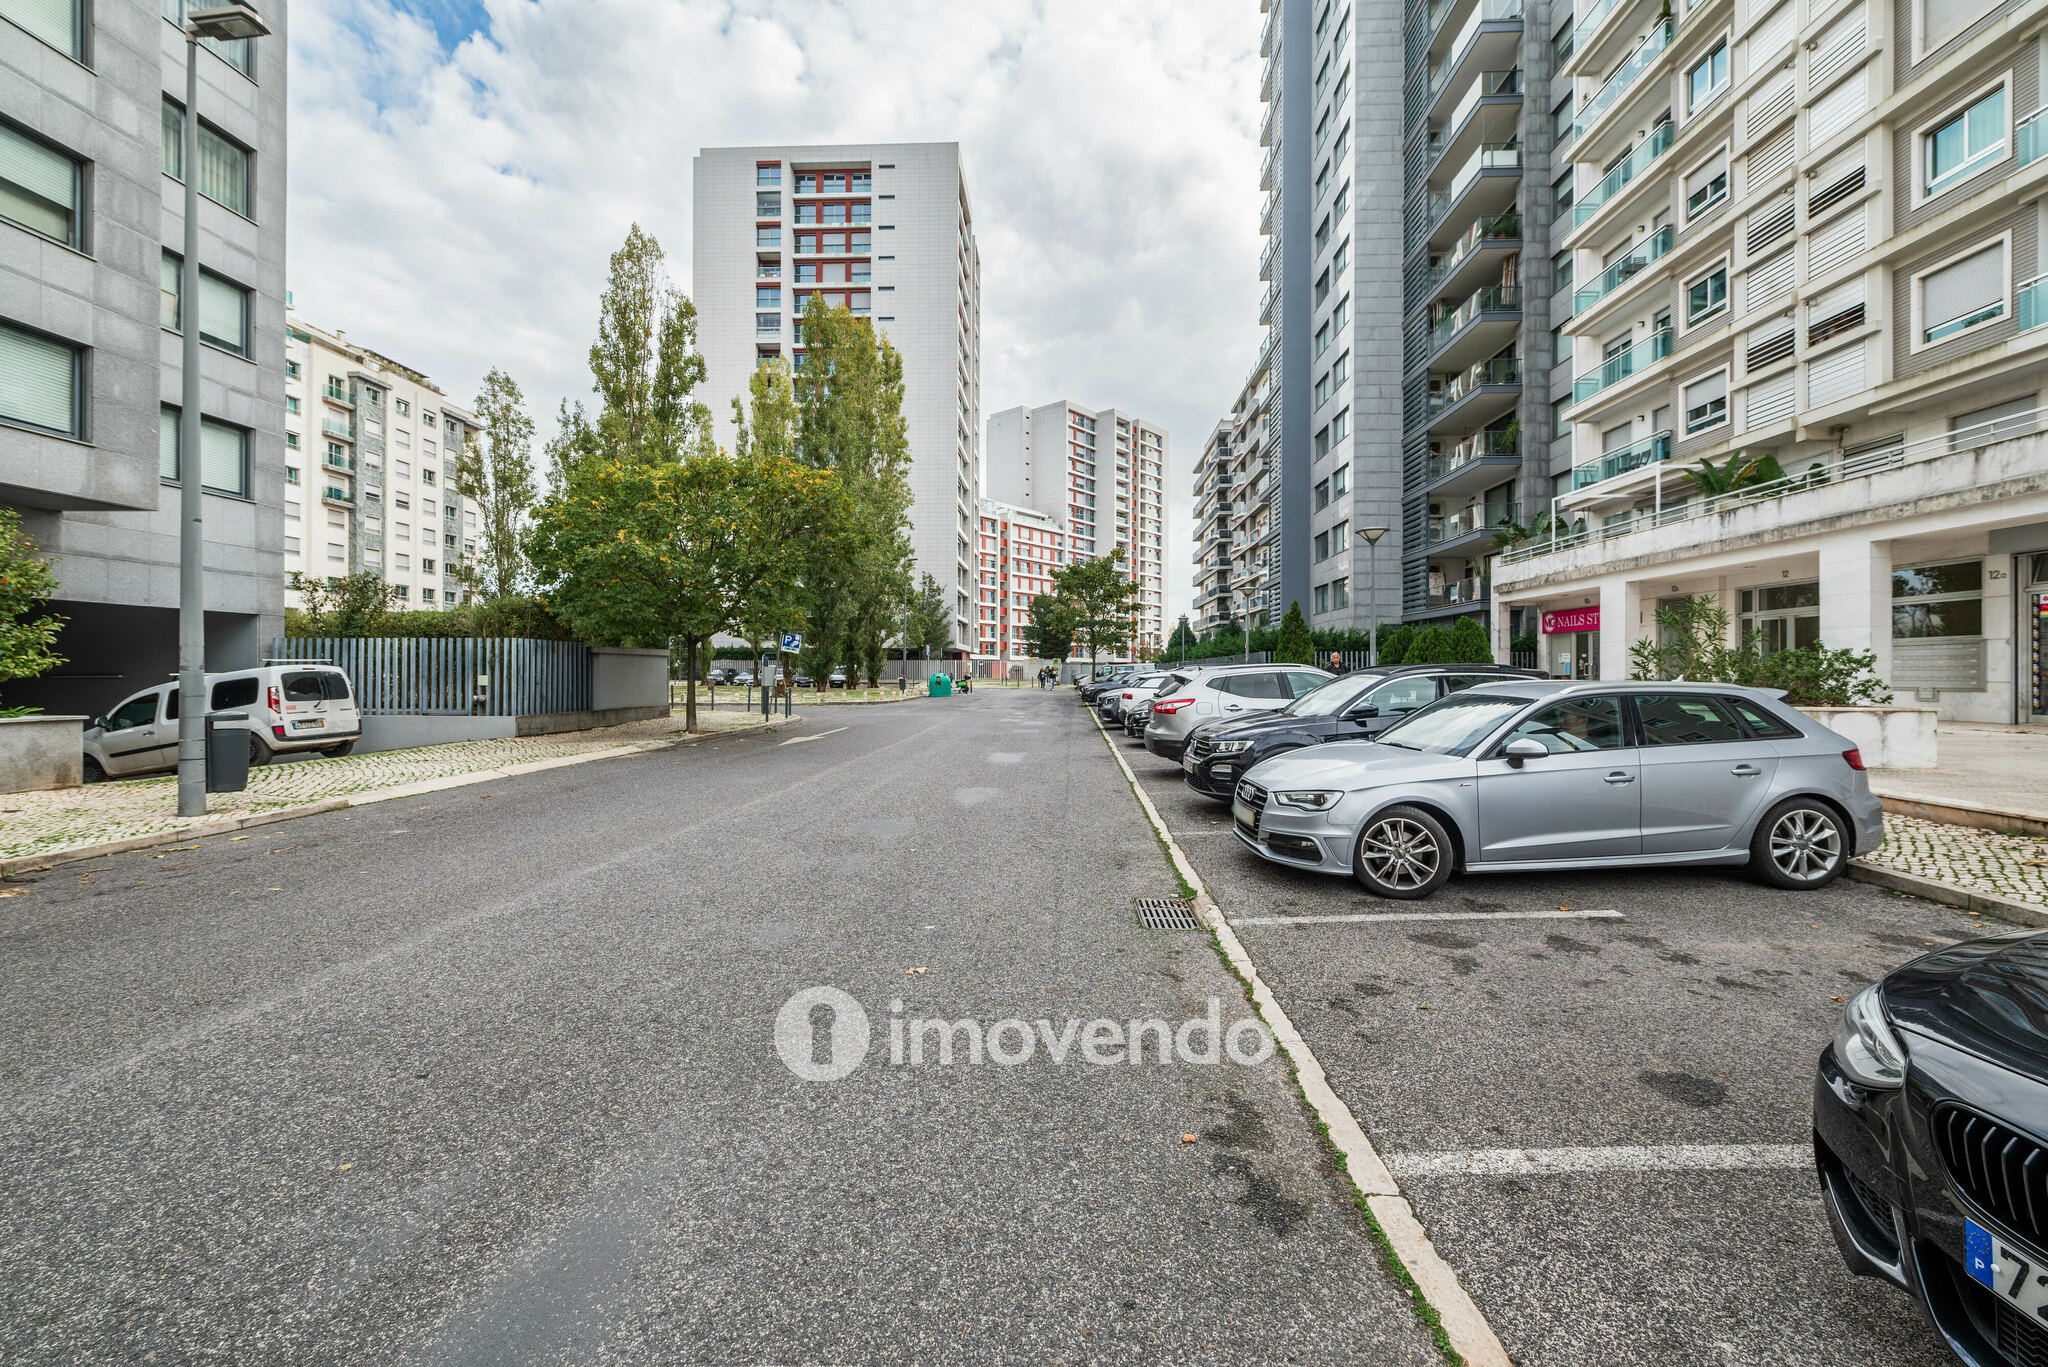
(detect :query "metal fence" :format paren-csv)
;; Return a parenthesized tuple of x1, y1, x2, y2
(265, 637, 592, 716)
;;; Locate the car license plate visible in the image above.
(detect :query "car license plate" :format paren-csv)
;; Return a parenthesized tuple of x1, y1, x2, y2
(1232, 800, 1257, 834)
(1968, 1219, 2048, 1322)
(1184, 753, 1198, 774)
(293, 717, 325, 730)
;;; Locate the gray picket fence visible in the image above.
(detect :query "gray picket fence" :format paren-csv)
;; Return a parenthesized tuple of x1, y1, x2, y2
(266, 637, 591, 716)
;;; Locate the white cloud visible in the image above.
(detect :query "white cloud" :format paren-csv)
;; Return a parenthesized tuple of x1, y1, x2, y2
(287, 0, 1264, 628)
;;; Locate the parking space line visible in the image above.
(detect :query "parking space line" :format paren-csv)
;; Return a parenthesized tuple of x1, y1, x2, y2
(1386, 1143, 1809, 1179)
(1231, 909, 1624, 927)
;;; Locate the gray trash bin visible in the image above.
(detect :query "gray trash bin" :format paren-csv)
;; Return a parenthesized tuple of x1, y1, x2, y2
(206, 712, 250, 793)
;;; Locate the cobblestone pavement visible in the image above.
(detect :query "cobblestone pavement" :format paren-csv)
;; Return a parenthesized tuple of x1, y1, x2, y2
(0, 710, 769, 865)
(1859, 813, 2048, 910)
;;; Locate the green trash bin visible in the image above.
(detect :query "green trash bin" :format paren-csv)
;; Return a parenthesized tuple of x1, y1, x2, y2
(928, 672, 952, 698)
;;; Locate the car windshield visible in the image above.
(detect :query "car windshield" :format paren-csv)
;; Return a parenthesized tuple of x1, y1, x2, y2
(1283, 673, 1380, 717)
(1373, 693, 1536, 754)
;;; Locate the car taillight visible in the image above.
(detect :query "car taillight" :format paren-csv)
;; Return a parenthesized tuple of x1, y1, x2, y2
(1121, 691, 1134, 700)
(273, 724, 285, 739)
(267, 685, 280, 712)
(1152, 698, 1191, 715)
(1842, 748, 1865, 771)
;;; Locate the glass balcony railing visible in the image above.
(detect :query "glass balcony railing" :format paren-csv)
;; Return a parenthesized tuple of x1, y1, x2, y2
(1570, 430, 1671, 489)
(1426, 429, 1518, 483)
(1427, 575, 1488, 607)
(1573, 329, 1672, 403)
(322, 381, 352, 406)
(1573, 19, 1671, 139)
(1573, 225, 1673, 312)
(1428, 355, 1521, 414)
(1574, 120, 1673, 226)
(2022, 104, 2048, 168)
(1566, 0, 1623, 60)
(1430, 143, 1522, 221)
(1428, 0, 1524, 96)
(1424, 209, 1522, 290)
(1428, 501, 1518, 545)
(1440, 69, 1522, 148)
(2020, 275, 2048, 332)
(323, 452, 355, 473)
(1431, 284, 1523, 349)
(320, 418, 354, 441)
(322, 486, 353, 505)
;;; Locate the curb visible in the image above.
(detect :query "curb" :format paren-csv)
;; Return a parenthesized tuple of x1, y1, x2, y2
(1086, 709, 1510, 1367)
(1872, 791, 2048, 840)
(1845, 859, 2048, 928)
(0, 719, 778, 879)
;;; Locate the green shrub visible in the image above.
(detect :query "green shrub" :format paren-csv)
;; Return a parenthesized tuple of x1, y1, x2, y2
(1401, 625, 1458, 664)
(1446, 615, 1493, 663)
(1276, 601, 1313, 663)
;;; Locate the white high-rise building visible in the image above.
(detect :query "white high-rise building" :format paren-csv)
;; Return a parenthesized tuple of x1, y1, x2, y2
(692, 143, 981, 653)
(985, 401, 1169, 655)
(282, 311, 476, 612)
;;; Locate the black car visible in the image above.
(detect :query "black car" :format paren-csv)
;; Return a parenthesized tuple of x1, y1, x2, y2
(1079, 668, 1138, 703)
(1179, 663, 1547, 800)
(1817, 929, 2048, 1365)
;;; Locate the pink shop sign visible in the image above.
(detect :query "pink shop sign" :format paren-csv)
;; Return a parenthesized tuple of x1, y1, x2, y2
(1541, 606, 1601, 635)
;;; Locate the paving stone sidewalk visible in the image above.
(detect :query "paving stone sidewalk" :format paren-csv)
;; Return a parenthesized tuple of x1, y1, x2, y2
(1859, 814, 2048, 913)
(0, 710, 769, 865)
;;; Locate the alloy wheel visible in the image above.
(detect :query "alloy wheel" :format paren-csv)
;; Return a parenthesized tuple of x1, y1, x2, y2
(1769, 808, 1841, 881)
(1360, 817, 1441, 891)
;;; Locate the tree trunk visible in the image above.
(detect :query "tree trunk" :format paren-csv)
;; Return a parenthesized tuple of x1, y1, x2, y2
(683, 633, 699, 733)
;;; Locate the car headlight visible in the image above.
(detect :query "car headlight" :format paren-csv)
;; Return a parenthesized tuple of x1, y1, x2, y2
(1212, 739, 1252, 754)
(1832, 985, 1907, 1089)
(1273, 790, 1342, 810)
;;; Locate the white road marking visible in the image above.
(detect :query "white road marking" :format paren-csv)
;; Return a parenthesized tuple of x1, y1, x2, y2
(778, 727, 847, 745)
(986, 752, 1024, 764)
(1387, 1144, 1810, 1179)
(1231, 908, 1623, 927)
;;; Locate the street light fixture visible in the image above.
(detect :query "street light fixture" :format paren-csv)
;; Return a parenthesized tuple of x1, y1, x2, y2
(1355, 526, 1389, 667)
(173, 2, 272, 818)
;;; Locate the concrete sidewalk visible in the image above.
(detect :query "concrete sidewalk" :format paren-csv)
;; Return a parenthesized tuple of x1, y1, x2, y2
(1869, 723, 2048, 834)
(0, 710, 771, 867)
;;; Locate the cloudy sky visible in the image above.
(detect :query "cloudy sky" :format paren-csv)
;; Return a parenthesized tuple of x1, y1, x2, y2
(286, 0, 1265, 629)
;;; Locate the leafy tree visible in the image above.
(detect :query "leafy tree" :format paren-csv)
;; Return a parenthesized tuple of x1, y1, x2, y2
(1276, 600, 1313, 663)
(1164, 615, 1198, 661)
(524, 449, 836, 731)
(1023, 593, 1073, 663)
(1051, 547, 1142, 676)
(454, 367, 537, 601)
(289, 571, 396, 636)
(1686, 451, 1786, 498)
(1376, 623, 1415, 666)
(0, 507, 64, 709)
(907, 572, 952, 661)
(1446, 614, 1494, 663)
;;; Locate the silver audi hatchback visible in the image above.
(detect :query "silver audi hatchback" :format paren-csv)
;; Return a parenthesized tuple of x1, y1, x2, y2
(1232, 680, 1886, 899)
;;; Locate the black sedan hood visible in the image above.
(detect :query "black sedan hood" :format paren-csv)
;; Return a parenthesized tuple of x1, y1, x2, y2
(1206, 710, 1317, 741)
(1886, 932, 2048, 1086)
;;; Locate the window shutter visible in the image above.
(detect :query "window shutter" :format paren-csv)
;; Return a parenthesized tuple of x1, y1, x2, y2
(1743, 0, 1794, 68)
(1922, 244, 2004, 329)
(1744, 247, 1796, 308)
(200, 421, 246, 496)
(1685, 154, 1727, 199)
(1806, 339, 1867, 408)
(0, 322, 76, 435)
(0, 121, 75, 218)
(160, 408, 180, 480)
(1808, 2, 1867, 87)
(1807, 206, 1867, 275)
(1684, 371, 1727, 409)
(1808, 71, 1867, 145)
(0, 0, 79, 55)
(1746, 72, 1795, 137)
(198, 272, 245, 352)
(1744, 123, 1796, 185)
(1742, 371, 1797, 428)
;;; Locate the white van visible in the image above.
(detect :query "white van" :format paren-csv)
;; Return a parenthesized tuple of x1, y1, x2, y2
(82, 665, 362, 781)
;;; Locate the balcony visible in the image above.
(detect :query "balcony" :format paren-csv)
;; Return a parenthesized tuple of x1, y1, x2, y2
(1426, 0, 1524, 110)
(756, 316, 782, 336)
(1572, 328, 1672, 404)
(1427, 354, 1520, 427)
(1573, 120, 1672, 227)
(1424, 143, 1522, 248)
(321, 486, 354, 507)
(1424, 428, 1519, 494)
(1426, 575, 1488, 608)
(1430, 283, 1522, 369)
(1570, 430, 1671, 490)
(1260, 143, 1277, 193)
(321, 418, 355, 442)
(1559, 0, 1625, 77)
(756, 262, 781, 279)
(1422, 208, 1521, 301)
(321, 381, 352, 408)
(322, 452, 355, 473)
(2021, 274, 2048, 332)
(1573, 225, 1673, 313)
(2022, 104, 2048, 168)
(1573, 19, 1671, 142)
(1422, 70, 1523, 184)
(1427, 501, 1517, 551)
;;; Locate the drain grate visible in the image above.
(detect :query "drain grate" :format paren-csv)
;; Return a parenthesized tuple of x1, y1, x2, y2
(1136, 896, 1202, 930)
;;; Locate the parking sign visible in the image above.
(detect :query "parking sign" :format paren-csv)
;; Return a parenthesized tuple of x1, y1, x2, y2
(781, 633, 803, 652)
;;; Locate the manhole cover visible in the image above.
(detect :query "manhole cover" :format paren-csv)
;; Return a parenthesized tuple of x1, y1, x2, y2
(1136, 897, 1201, 930)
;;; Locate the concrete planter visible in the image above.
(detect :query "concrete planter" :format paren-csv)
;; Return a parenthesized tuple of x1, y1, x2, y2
(0, 715, 88, 793)
(1803, 705, 1939, 769)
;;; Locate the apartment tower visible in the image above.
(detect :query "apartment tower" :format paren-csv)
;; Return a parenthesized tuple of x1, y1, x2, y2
(1192, 420, 1237, 633)
(0, 0, 289, 717)
(693, 143, 981, 654)
(972, 497, 1067, 668)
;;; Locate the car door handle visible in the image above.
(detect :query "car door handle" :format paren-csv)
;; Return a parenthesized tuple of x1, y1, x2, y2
(1603, 772, 1636, 785)
(1225, 704, 1242, 711)
(1731, 764, 1763, 777)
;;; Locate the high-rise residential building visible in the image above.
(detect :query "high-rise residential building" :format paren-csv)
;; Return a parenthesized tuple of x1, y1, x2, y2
(1192, 420, 1237, 633)
(693, 143, 981, 654)
(0, 0, 288, 717)
(282, 312, 476, 611)
(984, 401, 1169, 655)
(1493, 0, 2048, 726)
(1226, 351, 1278, 626)
(972, 497, 1067, 667)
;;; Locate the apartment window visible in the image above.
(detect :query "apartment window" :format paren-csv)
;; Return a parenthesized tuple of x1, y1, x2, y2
(160, 251, 249, 355)
(1683, 371, 1728, 433)
(1553, 168, 1574, 214)
(3, 0, 83, 58)
(0, 119, 81, 247)
(1552, 93, 1574, 147)
(325, 440, 344, 461)
(1552, 249, 1574, 294)
(1314, 584, 1330, 614)
(285, 395, 299, 414)
(284, 462, 298, 482)
(1331, 239, 1349, 276)
(756, 192, 780, 217)
(1315, 425, 1332, 459)
(1892, 560, 1983, 639)
(1315, 159, 1332, 202)
(1684, 151, 1728, 219)
(756, 226, 780, 247)
(757, 164, 781, 186)
(284, 432, 298, 450)
(1314, 477, 1331, 511)
(1314, 213, 1332, 254)
(795, 172, 816, 193)
(1918, 241, 2006, 344)
(423, 411, 436, 428)
(1314, 320, 1331, 357)
(852, 171, 872, 192)
(1924, 86, 2007, 197)
(162, 0, 252, 73)
(1686, 40, 1729, 113)
(395, 398, 409, 416)
(1686, 265, 1728, 325)
(756, 285, 779, 308)
(158, 407, 248, 496)
(0, 319, 81, 437)
(160, 101, 249, 216)
(823, 173, 846, 193)
(1314, 529, 1331, 561)
(1332, 464, 1348, 496)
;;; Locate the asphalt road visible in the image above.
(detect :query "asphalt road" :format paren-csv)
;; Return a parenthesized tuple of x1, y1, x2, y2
(0, 691, 1437, 1366)
(1114, 710, 1985, 1367)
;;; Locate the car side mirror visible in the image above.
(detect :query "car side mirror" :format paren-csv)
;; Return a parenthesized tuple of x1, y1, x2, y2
(1502, 737, 1548, 768)
(89, 717, 107, 732)
(1348, 706, 1378, 723)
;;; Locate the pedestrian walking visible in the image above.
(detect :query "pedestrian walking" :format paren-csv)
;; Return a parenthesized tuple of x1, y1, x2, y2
(1329, 651, 1346, 676)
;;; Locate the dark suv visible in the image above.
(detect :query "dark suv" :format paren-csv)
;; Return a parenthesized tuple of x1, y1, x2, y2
(1179, 663, 1548, 799)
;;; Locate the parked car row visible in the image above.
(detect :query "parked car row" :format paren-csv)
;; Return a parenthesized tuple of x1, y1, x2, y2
(1073, 660, 2048, 1367)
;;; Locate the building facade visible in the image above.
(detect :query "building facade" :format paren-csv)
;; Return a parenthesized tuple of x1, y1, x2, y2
(0, 0, 288, 717)
(281, 311, 475, 611)
(984, 400, 1168, 655)
(693, 143, 981, 654)
(1493, 0, 2048, 725)
(972, 497, 1067, 667)
(1192, 420, 1236, 633)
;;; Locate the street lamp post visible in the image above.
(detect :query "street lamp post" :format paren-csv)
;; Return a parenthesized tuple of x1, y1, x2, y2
(1355, 526, 1389, 667)
(174, 4, 270, 819)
